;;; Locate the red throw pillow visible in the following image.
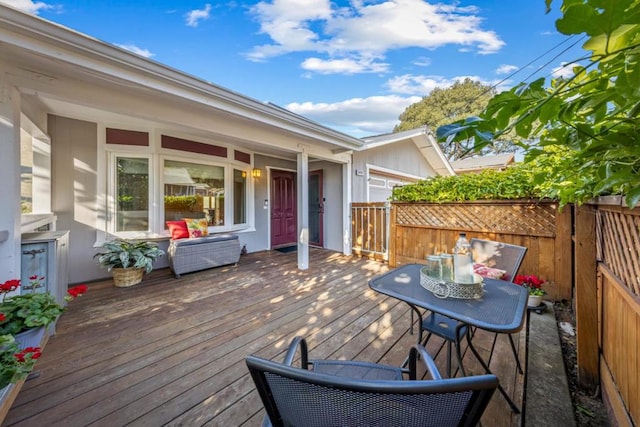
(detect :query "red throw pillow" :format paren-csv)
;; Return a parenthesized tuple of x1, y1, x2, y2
(166, 220, 189, 240)
(473, 263, 507, 280)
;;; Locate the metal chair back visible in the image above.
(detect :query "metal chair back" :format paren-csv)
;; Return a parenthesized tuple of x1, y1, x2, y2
(470, 238, 527, 282)
(246, 354, 498, 427)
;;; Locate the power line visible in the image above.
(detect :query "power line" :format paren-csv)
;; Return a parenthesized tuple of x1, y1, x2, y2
(477, 34, 586, 100)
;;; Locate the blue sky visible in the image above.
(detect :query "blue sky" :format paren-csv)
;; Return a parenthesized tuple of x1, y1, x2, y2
(4, 0, 586, 137)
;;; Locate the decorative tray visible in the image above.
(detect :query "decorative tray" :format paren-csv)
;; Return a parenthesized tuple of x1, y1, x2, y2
(420, 267, 485, 299)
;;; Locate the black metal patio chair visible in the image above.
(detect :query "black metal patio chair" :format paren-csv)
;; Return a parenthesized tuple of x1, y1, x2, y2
(421, 238, 527, 377)
(246, 336, 498, 427)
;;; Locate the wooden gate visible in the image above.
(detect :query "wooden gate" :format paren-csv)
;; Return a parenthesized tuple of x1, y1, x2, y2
(351, 202, 389, 261)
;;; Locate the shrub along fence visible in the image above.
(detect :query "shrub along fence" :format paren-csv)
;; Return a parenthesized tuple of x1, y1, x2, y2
(387, 199, 573, 301)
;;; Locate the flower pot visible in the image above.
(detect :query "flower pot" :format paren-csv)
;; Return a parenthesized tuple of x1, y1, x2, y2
(112, 267, 144, 287)
(528, 295, 543, 307)
(15, 326, 47, 349)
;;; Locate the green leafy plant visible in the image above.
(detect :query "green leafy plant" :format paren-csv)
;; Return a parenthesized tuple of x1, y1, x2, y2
(392, 162, 544, 202)
(436, 0, 640, 208)
(0, 280, 88, 335)
(94, 240, 164, 273)
(0, 335, 41, 389)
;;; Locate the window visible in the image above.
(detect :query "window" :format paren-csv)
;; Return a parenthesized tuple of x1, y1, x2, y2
(116, 157, 149, 232)
(233, 169, 247, 225)
(105, 132, 253, 238)
(164, 159, 225, 226)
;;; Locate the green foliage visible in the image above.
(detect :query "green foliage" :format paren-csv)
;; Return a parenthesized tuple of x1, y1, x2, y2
(0, 293, 65, 335)
(392, 165, 536, 202)
(394, 78, 517, 160)
(437, 0, 640, 208)
(0, 335, 41, 389)
(392, 148, 573, 202)
(164, 195, 198, 210)
(94, 240, 164, 273)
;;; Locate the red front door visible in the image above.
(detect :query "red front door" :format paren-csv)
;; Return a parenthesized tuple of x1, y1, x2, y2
(271, 170, 297, 247)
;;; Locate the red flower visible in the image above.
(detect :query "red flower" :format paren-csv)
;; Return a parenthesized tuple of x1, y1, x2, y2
(29, 275, 38, 280)
(0, 279, 20, 293)
(14, 347, 42, 363)
(0, 313, 5, 322)
(514, 274, 546, 288)
(67, 285, 88, 298)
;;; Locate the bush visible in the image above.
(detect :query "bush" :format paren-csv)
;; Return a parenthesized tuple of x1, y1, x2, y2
(391, 163, 542, 203)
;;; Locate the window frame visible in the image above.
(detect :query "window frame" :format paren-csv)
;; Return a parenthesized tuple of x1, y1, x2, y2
(107, 152, 153, 238)
(103, 137, 254, 240)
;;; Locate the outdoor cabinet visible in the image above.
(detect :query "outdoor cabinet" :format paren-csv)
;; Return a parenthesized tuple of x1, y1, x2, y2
(20, 231, 70, 306)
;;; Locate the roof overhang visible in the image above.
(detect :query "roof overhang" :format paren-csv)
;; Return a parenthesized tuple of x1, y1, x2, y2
(361, 126, 455, 176)
(0, 4, 365, 155)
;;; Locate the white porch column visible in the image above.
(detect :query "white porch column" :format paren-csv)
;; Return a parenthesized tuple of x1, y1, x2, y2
(342, 160, 352, 255)
(0, 85, 22, 282)
(297, 150, 309, 270)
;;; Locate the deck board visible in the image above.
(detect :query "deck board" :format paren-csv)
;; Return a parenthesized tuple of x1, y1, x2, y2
(3, 249, 524, 426)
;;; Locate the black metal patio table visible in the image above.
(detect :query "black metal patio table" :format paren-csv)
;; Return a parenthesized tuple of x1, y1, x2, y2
(368, 263, 528, 413)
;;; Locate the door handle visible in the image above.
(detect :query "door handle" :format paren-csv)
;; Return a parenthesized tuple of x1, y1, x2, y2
(23, 249, 46, 256)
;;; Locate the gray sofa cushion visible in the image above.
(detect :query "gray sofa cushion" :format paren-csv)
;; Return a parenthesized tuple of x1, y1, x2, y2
(170, 233, 238, 247)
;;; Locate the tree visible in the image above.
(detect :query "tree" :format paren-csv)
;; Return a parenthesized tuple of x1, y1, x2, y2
(437, 0, 640, 208)
(394, 78, 516, 160)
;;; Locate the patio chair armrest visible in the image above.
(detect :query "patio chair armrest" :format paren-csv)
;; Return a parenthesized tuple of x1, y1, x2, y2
(408, 345, 442, 380)
(282, 336, 309, 369)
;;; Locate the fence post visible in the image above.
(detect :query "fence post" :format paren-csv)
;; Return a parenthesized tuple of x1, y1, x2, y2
(554, 204, 573, 301)
(574, 204, 599, 390)
(389, 203, 397, 267)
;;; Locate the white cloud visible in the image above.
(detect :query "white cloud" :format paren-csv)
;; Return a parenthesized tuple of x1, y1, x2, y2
(496, 64, 518, 75)
(284, 71, 515, 136)
(301, 56, 389, 74)
(287, 94, 421, 136)
(185, 4, 212, 27)
(552, 62, 576, 79)
(412, 56, 431, 67)
(1, 0, 54, 14)
(115, 44, 155, 58)
(246, 0, 504, 74)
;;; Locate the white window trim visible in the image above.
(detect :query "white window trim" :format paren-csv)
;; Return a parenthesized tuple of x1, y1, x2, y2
(97, 126, 256, 242)
(107, 152, 154, 239)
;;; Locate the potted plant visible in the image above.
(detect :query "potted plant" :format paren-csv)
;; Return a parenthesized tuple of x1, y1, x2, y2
(0, 279, 88, 346)
(94, 239, 164, 287)
(0, 334, 41, 389)
(514, 274, 547, 307)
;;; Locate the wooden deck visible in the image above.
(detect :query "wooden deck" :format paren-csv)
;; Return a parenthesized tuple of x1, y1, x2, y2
(3, 249, 525, 426)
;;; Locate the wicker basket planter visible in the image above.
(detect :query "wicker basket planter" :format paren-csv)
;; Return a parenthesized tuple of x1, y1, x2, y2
(111, 267, 144, 287)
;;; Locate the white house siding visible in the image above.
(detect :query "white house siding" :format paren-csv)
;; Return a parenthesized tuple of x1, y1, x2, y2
(48, 115, 116, 284)
(352, 140, 437, 202)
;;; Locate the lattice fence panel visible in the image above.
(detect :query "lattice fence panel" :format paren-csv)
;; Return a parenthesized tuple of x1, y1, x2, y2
(394, 202, 557, 237)
(599, 209, 640, 297)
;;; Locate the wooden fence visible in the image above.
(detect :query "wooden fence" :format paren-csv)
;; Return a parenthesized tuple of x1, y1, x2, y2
(575, 199, 639, 426)
(388, 200, 573, 301)
(351, 198, 639, 425)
